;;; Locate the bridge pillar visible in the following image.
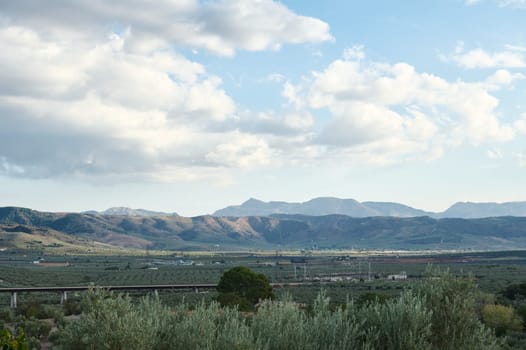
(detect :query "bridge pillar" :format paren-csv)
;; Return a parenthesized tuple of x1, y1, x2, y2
(10, 292, 17, 308)
(194, 287, 199, 293)
(154, 289, 159, 298)
(60, 291, 68, 304)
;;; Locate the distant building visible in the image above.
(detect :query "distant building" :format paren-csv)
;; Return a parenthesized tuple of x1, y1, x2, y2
(387, 271, 407, 280)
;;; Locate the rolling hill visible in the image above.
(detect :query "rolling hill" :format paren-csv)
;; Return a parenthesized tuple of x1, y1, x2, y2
(1, 206, 526, 251)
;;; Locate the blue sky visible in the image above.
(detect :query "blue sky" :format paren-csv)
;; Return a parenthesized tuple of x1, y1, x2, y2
(0, 0, 525, 215)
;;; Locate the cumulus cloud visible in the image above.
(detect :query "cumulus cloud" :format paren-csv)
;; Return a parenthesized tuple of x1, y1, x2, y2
(205, 132, 276, 169)
(0, 0, 332, 56)
(1, 0, 523, 182)
(452, 48, 526, 69)
(0, 0, 333, 180)
(283, 47, 517, 164)
(0, 23, 243, 179)
(484, 69, 525, 88)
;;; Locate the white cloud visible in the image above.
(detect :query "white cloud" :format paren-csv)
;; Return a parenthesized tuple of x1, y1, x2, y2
(283, 48, 516, 164)
(487, 148, 503, 159)
(343, 45, 365, 61)
(505, 44, 526, 52)
(0, 23, 241, 179)
(452, 48, 526, 69)
(515, 114, 526, 134)
(265, 73, 286, 83)
(485, 69, 525, 88)
(497, 0, 526, 8)
(516, 152, 526, 167)
(0, 1, 333, 181)
(466, 0, 526, 7)
(205, 132, 275, 169)
(0, 0, 332, 56)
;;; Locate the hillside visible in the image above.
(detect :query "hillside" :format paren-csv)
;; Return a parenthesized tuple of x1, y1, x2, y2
(1, 207, 526, 251)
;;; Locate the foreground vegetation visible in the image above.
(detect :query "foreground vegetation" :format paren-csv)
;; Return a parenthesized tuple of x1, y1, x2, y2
(1, 251, 526, 349)
(8, 268, 516, 349)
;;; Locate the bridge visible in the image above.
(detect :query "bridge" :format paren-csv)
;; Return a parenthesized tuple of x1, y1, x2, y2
(0, 282, 306, 308)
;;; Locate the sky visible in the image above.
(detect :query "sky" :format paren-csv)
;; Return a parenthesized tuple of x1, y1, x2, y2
(0, 0, 526, 216)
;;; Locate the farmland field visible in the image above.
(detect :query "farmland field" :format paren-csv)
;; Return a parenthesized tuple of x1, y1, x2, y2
(0, 249, 525, 308)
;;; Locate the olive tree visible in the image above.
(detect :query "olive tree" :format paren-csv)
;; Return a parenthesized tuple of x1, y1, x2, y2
(217, 266, 274, 310)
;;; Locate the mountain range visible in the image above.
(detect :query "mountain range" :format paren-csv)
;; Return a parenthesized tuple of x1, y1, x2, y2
(213, 197, 526, 219)
(82, 207, 178, 217)
(1, 206, 526, 252)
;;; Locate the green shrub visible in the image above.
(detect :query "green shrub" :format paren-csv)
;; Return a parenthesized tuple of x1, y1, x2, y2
(358, 291, 432, 350)
(414, 267, 502, 350)
(0, 308, 15, 323)
(53, 290, 170, 350)
(15, 317, 51, 340)
(0, 328, 29, 350)
(62, 300, 81, 316)
(482, 304, 523, 336)
(51, 269, 504, 350)
(355, 291, 391, 307)
(157, 301, 253, 350)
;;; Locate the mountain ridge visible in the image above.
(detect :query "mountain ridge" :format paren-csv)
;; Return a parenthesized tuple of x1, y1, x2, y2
(82, 207, 178, 217)
(1, 206, 526, 251)
(213, 197, 526, 219)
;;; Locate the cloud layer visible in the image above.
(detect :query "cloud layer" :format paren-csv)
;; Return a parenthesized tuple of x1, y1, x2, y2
(0, 0, 332, 56)
(0, 0, 331, 180)
(0, 1, 523, 182)
(282, 46, 518, 165)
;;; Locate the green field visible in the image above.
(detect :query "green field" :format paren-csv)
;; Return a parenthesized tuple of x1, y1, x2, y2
(1, 250, 525, 308)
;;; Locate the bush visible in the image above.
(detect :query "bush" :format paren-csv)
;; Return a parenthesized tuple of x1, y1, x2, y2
(16, 300, 54, 320)
(53, 290, 170, 350)
(0, 328, 28, 350)
(355, 291, 391, 307)
(62, 299, 81, 316)
(482, 304, 523, 336)
(15, 317, 52, 340)
(52, 269, 504, 350)
(414, 267, 501, 350)
(358, 291, 432, 350)
(501, 283, 526, 301)
(156, 301, 253, 350)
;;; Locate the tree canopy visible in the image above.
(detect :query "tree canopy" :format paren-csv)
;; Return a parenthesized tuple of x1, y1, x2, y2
(216, 266, 274, 310)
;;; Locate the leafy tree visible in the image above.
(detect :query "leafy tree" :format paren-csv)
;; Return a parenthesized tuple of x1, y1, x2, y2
(217, 266, 274, 310)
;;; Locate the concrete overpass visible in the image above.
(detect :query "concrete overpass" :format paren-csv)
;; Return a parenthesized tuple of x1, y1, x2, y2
(0, 282, 305, 308)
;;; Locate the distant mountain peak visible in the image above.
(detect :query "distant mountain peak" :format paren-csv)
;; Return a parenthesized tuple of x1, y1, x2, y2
(84, 207, 177, 217)
(213, 197, 430, 218)
(242, 198, 265, 206)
